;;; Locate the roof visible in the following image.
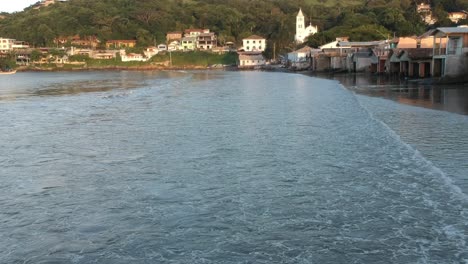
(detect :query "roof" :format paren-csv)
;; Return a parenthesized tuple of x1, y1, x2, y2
(431, 27, 468, 35)
(106, 40, 136, 43)
(244, 35, 265, 40)
(184, 29, 208, 33)
(419, 29, 437, 38)
(297, 8, 304, 17)
(399, 48, 433, 60)
(292, 46, 316, 54)
(239, 54, 265, 60)
(338, 41, 387, 47)
(199, 33, 215, 37)
(181, 36, 196, 41)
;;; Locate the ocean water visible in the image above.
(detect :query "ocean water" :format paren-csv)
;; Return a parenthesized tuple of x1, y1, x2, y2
(0, 71, 467, 263)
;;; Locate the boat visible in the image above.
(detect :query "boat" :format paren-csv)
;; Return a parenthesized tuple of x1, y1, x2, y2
(0, 70, 16, 75)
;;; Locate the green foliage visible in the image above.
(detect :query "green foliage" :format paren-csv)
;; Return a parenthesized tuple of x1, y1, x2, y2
(0, 54, 16, 70)
(0, 0, 462, 57)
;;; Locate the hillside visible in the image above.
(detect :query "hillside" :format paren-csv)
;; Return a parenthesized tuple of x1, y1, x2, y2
(0, 0, 467, 56)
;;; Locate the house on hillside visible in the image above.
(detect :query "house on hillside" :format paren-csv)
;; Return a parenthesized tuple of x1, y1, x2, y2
(144, 46, 159, 58)
(448, 11, 468, 23)
(416, 2, 436, 25)
(242, 35, 266, 52)
(184, 29, 210, 38)
(0, 38, 15, 54)
(197, 32, 217, 50)
(181, 37, 196, 51)
(166, 32, 182, 42)
(431, 27, 468, 79)
(106, 40, 136, 49)
(168, 40, 180, 51)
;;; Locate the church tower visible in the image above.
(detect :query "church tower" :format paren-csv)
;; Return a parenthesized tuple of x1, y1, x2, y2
(295, 8, 305, 43)
(295, 8, 318, 43)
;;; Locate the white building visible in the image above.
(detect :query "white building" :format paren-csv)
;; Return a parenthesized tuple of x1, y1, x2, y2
(144, 46, 159, 58)
(295, 8, 318, 43)
(238, 53, 266, 68)
(121, 53, 147, 62)
(242, 35, 266, 52)
(0, 38, 15, 53)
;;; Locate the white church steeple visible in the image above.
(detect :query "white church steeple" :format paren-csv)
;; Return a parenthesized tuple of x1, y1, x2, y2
(295, 8, 318, 43)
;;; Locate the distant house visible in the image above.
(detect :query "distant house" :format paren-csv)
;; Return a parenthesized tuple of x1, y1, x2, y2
(106, 40, 136, 49)
(448, 11, 468, 23)
(184, 29, 210, 38)
(168, 40, 180, 51)
(93, 52, 116, 60)
(242, 35, 266, 52)
(0, 38, 15, 54)
(431, 26, 468, 79)
(144, 46, 159, 58)
(288, 46, 314, 62)
(55, 35, 100, 49)
(121, 53, 147, 62)
(181, 37, 196, 51)
(197, 33, 217, 50)
(157, 44, 167, 51)
(166, 32, 183, 42)
(416, 3, 436, 25)
(288, 46, 319, 70)
(238, 52, 266, 68)
(12, 41, 30, 49)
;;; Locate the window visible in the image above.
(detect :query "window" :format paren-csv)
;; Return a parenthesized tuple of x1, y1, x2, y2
(253, 41, 256, 44)
(247, 41, 249, 44)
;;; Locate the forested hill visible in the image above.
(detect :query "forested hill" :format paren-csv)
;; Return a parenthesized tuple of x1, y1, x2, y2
(0, 0, 467, 53)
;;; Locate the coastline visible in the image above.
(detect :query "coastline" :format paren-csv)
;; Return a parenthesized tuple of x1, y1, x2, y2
(16, 64, 234, 72)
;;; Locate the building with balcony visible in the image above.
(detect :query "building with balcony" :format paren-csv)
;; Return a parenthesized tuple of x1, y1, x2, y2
(431, 27, 468, 78)
(0, 38, 15, 54)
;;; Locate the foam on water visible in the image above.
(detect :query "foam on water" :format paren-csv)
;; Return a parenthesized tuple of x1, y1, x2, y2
(1, 71, 468, 263)
(346, 84, 468, 202)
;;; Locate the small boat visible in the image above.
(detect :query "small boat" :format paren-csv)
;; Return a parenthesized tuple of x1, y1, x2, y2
(0, 70, 16, 75)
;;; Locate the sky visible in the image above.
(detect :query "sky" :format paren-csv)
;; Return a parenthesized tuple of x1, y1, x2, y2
(0, 0, 39, 13)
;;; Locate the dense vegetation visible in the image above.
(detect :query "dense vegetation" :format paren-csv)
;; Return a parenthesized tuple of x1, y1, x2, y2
(0, 0, 467, 58)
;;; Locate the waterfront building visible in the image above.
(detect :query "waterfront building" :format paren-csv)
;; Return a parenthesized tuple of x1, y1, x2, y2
(242, 35, 266, 52)
(431, 26, 468, 79)
(295, 8, 318, 44)
(238, 52, 266, 68)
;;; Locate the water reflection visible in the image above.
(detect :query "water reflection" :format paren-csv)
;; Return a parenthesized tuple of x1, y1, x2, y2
(322, 73, 468, 115)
